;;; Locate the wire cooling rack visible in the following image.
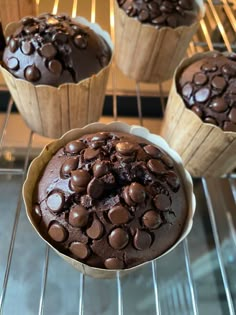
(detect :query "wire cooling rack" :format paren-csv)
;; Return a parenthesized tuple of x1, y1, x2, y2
(0, 1, 236, 315)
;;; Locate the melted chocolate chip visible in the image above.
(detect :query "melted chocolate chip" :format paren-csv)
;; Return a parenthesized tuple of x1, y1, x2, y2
(116, 142, 137, 155)
(32, 204, 42, 225)
(48, 60, 62, 75)
(194, 73, 208, 86)
(71, 169, 91, 187)
(69, 242, 90, 259)
(48, 222, 68, 242)
(74, 35, 88, 49)
(7, 57, 19, 70)
(229, 107, 236, 123)
(154, 194, 171, 211)
(60, 157, 79, 178)
(40, 43, 57, 59)
(129, 182, 146, 203)
(133, 229, 152, 250)
(21, 41, 34, 55)
(47, 191, 65, 213)
(108, 205, 129, 224)
(9, 38, 19, 52)
(147, 159, 166, 174)
(143, 210, 162, 229)
(69, 205, 89, 227)
(195, 88, 210, 103)
(143, 145, 162, 158)
(104, 257, 124, 269)
(93, 161, 109, 177)
(65, 141, 86, 154)
(84, 148, 100, 160)
(209, 98, 228, 113)
(87, 178, 104, 199)
(86, 218, 103, 239)
(108, 228, 129, 250)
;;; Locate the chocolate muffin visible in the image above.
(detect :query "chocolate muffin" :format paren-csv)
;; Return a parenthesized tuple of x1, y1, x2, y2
(33, 131, 188, 269)
(178, 52, 236, 132)
(3, 13, 111, 87)
(117, 0, 199, 28)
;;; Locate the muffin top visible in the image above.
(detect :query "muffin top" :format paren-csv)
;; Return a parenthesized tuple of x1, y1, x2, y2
(178, 52, 236, 132)
(34, 131, 188, 269)
(117, 0, 199, 28)
(3, 13, 111, 87)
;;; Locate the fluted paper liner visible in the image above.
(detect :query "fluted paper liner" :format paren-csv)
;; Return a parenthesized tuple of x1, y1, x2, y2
(23, 122, 195, 279)
(161, 51, 236, 177)
(0, 17, 113, 139)
(114, 0, 204, 83)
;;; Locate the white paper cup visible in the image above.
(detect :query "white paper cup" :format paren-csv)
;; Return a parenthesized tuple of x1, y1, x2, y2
(0, 17, 113, 139)
(23, 121, 196, 279)
(114, 0, 205, 83)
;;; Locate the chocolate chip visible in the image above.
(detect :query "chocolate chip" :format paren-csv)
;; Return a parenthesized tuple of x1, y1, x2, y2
(204, 117, 218, 125)
(74, 35, 87, 49)
(229, 107, 236, 123)
(166, 171, 180, 190)
(71, 169, 91, 187)
(167, 15, 177, 28)
(138, 9, 149, 21)
(48, 222, 68, 242)
(191, 105, 202, 118)
(46, 16, 59, 25)
(104, 258, 124, 269)
(123, 186, 135, 206)
(126, 5, 137, 17)
(221, 64, 236, 77)
(116, 142, 137, 155)
(209, 97, 228, 113)
(195, 88, 210, 103)
(91, 132, 109, 141)
(143, 210, 162, 229)
(48, 60, 62, 75)
(7, 57, 19, 70)
(152, 15, 166, 25)
(52, 32, 68, 43)
(93, 161, 109, 177)
(6, 36, 12, 46)
(87, 178, 104, 199)
(154, 194, 171, 211)
(40, 43, 57, 59)
(193, 72, 208, 86)
(108, 205, 129, 225)
(86, 218, 103, 239)
(160, 1, 174, 13)
(182, 83, 193, 99)
(84, 148, 100, 160)
(161, 154, 174, 168)
(143, 145, 162, 158)
(69, 242, 89, 259)
(108, 228, 129, 250)
(178, 0, 192, 9)
(211, 76, 226, 90)
(21, 41, 34, 55)
(201, 63, 218, 72)
(223, 121, 236, 132)
(147, 159, 166, 174)
(60, 157, 78, 178)
(21, 16, 35, 26)
(65, 141, 86, 154)
(25, 25, 38, 34)
(25, 65, 41, 82)
(32, 204, 42, 225)
(129, 182, 146, 203)
(9, 38, 19, 52)
(133, 229, 152, 250)
(46, 191, 65, 213)
(69, 205, 89, 227)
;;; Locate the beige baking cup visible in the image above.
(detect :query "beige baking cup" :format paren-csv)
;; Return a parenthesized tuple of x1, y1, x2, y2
(23, 121, 196, 279)
(1, 17, 113, 139)
(114, 0, 205, 83)
(161, 51, 236, 177)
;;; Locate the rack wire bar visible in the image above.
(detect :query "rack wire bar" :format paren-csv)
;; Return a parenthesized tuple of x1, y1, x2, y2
(0, 98, 13, 148)
(38, 245, 50, 315)
(202, 178, 236, 315)
(183, 238, 199, 315)
(135, 83, 143, 126)
(78, 273, 84, 315)
(0, 131, 33, 315)
(116, 272, 123, 315)
(151, 261, 161, 315)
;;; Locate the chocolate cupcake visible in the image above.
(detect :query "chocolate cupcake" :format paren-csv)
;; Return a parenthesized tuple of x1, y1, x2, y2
(161, 51, 236, 177)
(0, 14, 113, 138)
(114, 0, 204, 83)
(23, 122, 195, 278)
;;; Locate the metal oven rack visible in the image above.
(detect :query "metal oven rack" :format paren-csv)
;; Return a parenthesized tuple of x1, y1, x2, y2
(0, 1, 236, 314)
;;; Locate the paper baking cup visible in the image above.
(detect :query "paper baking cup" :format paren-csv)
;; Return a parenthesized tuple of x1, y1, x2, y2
(23, 121, 196, 279)
(0, 0, 36, 30)
(161, 51, 236, 177)
(0, 17, 113, 139)
(114, 0, 204, 83)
